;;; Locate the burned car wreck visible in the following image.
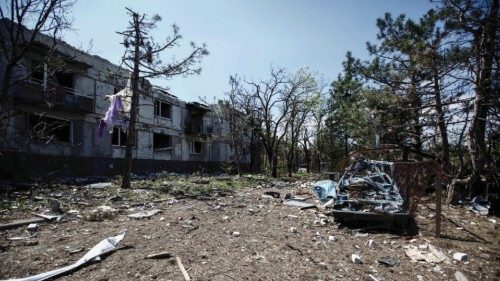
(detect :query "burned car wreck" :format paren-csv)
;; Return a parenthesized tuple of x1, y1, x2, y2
(313, 158, 410, 224)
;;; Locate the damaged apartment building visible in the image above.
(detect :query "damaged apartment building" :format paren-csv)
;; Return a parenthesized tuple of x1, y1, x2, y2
(0, 22, 254, 178)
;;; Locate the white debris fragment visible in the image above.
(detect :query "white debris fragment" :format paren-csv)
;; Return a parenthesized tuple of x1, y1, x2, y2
(128, 209, 162, 219)
(454, 271, 469, 281)
(85, 182, 112, 189)
(232, 231, 240, 237)
(351, 254, 362, 264)
(366, 239, 378, 248)
(290, 227, 298, 233)
(221, 215, 229, 222)
(318, 262, 327, 269)
(453, 252, 468, 261)
(328, 235, 336, 242)
(354, 232, 368, 238)
(433, 265, 444, 275)
(27, 223, 38, 231)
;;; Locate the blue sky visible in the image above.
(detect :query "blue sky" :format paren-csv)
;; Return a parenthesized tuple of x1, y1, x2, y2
(61, 0, 435, 102)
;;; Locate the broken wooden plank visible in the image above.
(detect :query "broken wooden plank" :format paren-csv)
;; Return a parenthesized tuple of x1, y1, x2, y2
(146, 252, 172, 259)
(0, 217, 46, 231)
(176, 256, 191, 281)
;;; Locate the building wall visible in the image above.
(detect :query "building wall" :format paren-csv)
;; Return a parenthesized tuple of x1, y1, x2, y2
(0, 37, 254, 177)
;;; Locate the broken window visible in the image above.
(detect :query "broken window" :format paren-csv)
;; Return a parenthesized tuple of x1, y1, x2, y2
(154, 100, 172, 119)
(28, 114, 71, 143)
(153, 133, 172, 150)
(29, 60, 45, 84)
(111, 127, 128, 147)
(55, 72, 74, 94)
(191, 140, 202, 154)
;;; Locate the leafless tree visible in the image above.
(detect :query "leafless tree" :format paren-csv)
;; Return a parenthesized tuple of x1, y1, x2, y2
(118, 8, 208, 188)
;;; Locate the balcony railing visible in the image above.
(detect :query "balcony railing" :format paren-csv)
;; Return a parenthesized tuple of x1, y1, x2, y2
(11, 80, 94, 113)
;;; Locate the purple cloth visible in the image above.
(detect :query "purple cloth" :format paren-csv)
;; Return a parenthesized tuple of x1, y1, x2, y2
(96, 95, 129, 139)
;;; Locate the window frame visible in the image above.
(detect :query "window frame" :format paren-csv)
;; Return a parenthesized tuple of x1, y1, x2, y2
(28, 113, 72, 144)
(111, 126, 129, 147)
(154, 100, 172, 119)
(153, 133, 173, 150)
(190, 140, 203, 154)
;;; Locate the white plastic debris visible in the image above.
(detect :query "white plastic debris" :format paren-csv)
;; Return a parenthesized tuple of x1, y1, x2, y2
(85, 182, 112, 189)
(454, 271, 469, 281)
(232, 231, 240, 237)
(27, 223, 38, 231)
(290, 227, 298, 233)
(351, 254, 362, 264)
(6, 231, 126, 281)
(127, 209, 162, 219)
(328, 235, 336, 242)
(366, 239, 378, 248)
(453, 252, 468, 261)
(433, 265, 444, 275)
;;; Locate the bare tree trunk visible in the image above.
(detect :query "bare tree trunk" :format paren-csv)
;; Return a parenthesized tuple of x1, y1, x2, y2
(121, 13, 141, 189)
(467, 0, 498, 195)
(271, 153, 278, 178)
(433, 70, 450, 172)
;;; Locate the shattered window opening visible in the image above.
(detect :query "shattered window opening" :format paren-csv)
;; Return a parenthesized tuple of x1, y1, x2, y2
(29, 60, 45, 84)
(153, 133, 172, 150)
(191, 140, 202, 154)
(54, 72, 75, 94)
(28, 114, 72, 143)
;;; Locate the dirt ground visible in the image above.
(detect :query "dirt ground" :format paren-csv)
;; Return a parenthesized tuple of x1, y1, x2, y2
(0, 175, 499, 280)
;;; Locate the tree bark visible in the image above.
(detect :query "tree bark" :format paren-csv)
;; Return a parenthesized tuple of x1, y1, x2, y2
(433, 69, 450, 173)
(467, 0, 498, 195)
(121, 12, 141, 189)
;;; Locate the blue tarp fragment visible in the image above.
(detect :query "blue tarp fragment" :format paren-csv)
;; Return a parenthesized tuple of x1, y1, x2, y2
(313, 180, 337, 202)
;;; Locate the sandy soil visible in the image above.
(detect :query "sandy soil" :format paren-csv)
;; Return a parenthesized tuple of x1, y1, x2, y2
(0, 177, 499, 280)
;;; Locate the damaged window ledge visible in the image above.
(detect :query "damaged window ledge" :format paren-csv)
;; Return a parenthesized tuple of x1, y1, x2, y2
(154, 147, 172, 151)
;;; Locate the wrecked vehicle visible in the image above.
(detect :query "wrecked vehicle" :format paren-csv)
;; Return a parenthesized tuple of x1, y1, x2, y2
(314, 158, 410, 225)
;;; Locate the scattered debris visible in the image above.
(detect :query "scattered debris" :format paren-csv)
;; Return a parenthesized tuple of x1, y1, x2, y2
(49, 198, 64, 214)
(0, 213, 61, 231)
(127, 209, 162, 219)
(290, 227, 298, 233)
(7, 236, 31, 241)
(351, 254, 362, 264)
(6, 231, 126, 281)
(453, 252, 468, 261)
(366, 239, 378, 248)
(404, 244, 443, 263)
(312, 180, 336, 202)
(232, 231, 240, 237)
(283, 200, 315, 208)
(428, 244, 449, 263)
(328, 235, 336, 242)
(85, 182, 112, 189)
(26, 223, 38, 232)
(433, 265, 444, 275)
(454, 271, 469, 281)
(466, 196, 490, 215)
(263, 191, 280, 198)
(377, 256, 399, 267)
(85, 206, 118, 221)
(176, 256, 191, 281)
(146, 252, 173, 259)
(368, 274, 380, 281)
(354, 232, 368, 238)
